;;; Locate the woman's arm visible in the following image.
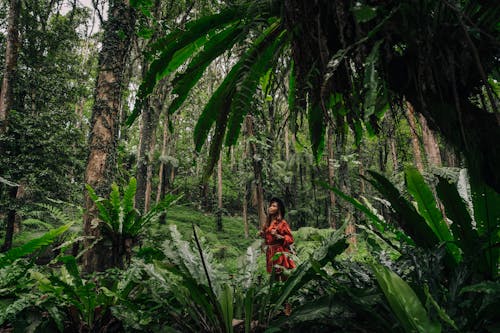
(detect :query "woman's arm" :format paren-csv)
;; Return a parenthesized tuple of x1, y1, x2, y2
(277, 220, 294, 247)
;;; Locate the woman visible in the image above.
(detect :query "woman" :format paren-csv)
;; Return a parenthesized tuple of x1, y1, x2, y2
(260, 197, 296, 280)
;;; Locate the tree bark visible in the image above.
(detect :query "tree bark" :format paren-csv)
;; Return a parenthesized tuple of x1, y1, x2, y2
(418, 113, 442, 167)
(327, 125, 336, 229)
(406, 101, 424, 173)
(0, 0, 21, 134)
(245, 115, 266, 228)
(216, 150, 223, 232)
(136, 80, 168, 213)
(82, 0, 135, 273)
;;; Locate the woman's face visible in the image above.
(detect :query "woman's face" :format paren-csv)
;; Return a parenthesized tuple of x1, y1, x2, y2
(268, 201, 279, 216)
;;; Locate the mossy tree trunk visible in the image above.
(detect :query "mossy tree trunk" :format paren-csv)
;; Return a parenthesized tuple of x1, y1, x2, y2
(83, 0, 136, 273)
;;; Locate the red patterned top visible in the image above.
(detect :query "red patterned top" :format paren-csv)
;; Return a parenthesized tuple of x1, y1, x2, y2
(263, 218, 296, 273)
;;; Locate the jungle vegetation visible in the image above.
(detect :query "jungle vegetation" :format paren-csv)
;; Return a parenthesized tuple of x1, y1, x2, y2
(0, 0, 499, 332)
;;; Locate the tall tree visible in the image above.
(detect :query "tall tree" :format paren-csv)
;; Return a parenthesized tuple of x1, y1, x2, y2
(418, 113, 442, 167)
(406, 101, 424, 173)
(0, 0, 20, 134)
(326, 125, 336, 229)
(82, 0, 136, 273)
(245, 115, 266, 228)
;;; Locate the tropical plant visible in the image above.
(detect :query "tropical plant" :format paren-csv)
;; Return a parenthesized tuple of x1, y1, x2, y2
(86, 177, 179, 268)
(324, 166, 500, 332)
(129, 0, 500, 193)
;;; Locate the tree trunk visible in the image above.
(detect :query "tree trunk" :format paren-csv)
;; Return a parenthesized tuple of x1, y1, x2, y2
(406, 101, 424, 173)
(327, 125, 336, 229)
(82, 0, 135, 273)
(245, 115, 266, 228)
(216, 150, 223, 232)
(156, 112, 173, 202)
(418, 113, 442, 167)
(136, 80, 168, 213)
(1, 186, 18, 252)
(0, 0, 21, 134)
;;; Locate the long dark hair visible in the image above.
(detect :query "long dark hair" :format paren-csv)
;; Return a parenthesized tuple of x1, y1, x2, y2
(263, 197, 286, 230)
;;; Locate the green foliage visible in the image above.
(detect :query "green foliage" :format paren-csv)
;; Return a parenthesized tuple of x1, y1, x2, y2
(86, 177, 179, 268)
(371, 263, 441, 333)
(0, 223, 72, 269)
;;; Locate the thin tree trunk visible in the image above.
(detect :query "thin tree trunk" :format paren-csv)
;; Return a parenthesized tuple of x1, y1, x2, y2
(418, 113, 442, 167)
(136, 80, 167, 213)
(156, 112, 170, 204)
(406, 101, 424, 173)
(284, 124, 290, 161)
(0, 0, 21, 134)
(327, 125, 336, 229)
(216, 150, 223, 232)
(389, 134, 399, 172)
(82, 0, 135, 273)
(1, 186, 18, 252)
(245, 115, 266, 228)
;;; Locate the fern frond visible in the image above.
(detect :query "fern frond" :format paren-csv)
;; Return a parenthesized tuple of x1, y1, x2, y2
(21, 218, 52, 230)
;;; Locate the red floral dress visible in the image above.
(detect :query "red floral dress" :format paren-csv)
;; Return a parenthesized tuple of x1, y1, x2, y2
(264, 219, 296, 273)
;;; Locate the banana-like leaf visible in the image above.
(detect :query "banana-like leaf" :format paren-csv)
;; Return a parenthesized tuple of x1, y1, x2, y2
(405, 167, 461, 264)
(365, 170, 439, 249)
(225, 23, 286, 146)
(371, 263, 441, 333)
(0, 223, 72, 269)
(168, 22, 244, 115)
(129, 9, 244, 125)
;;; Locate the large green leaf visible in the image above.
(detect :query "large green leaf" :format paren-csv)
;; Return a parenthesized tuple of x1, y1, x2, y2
(372, 263, 441, 333)
(366, 170, 439, 249)
(469, 175, 500, 278)
(168, 23, 244, 115)
(405, 167, 461, 264)
(128, 9, 245, 125)
(0, 223, 72, 269)
(225, 23, 286, 146)
(435, 176, 477, 258)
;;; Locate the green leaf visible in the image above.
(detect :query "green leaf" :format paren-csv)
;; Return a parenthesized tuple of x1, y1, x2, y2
(365, 170, 439, 249)
(405, 167, 461, 264)
(363, 40, 382, 121)
(435, 176, 477, 258)
(352, 4, 377, 23)
(129, 9, 244, 125)
(371, 263, 441, 333)
(169, 23, 243, 115)
(219, 284, 234, 333)
(225, 23, 285, 146)
(0, 223, 72, 269)
(308, 103, 325, 162)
